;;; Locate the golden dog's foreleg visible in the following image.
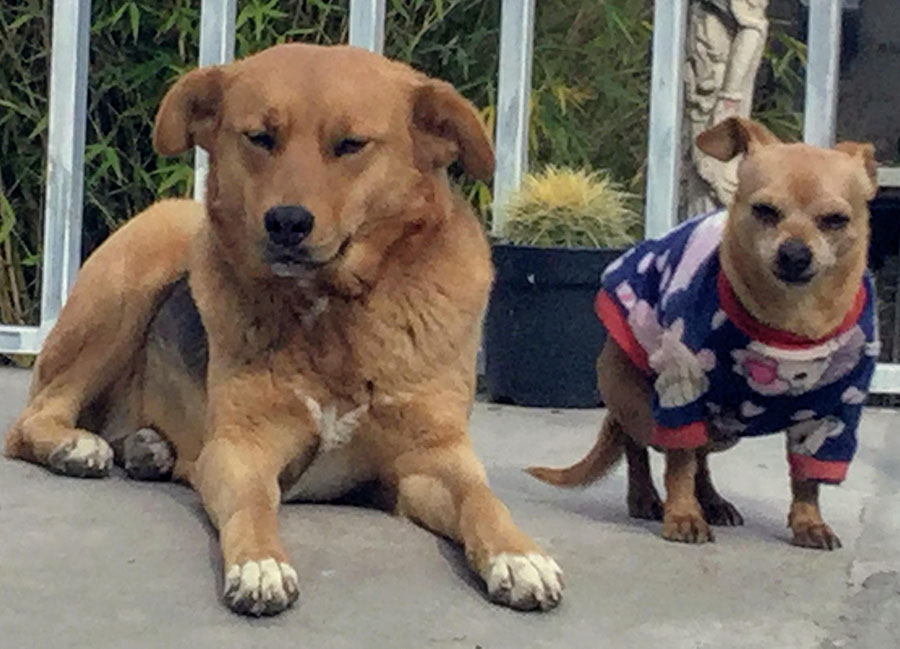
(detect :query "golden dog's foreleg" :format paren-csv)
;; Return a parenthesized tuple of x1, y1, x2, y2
(788, 478, 841, 550)
(393, 443, 564, 611)
(192, 433, 304, 616)
(191, 374, 319, 617)
(662, 448, 713, 543)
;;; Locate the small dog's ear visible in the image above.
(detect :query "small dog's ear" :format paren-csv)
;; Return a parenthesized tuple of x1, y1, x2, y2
(834, 140, 879, 198)
(153, 67, 225, 156)
(411, 79, 495, 181)
(696, 117, 781, 162)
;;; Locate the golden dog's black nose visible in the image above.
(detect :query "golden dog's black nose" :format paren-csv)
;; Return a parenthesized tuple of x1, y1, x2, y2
(776, 237, 813, 283)
(264, 205, 314, 247)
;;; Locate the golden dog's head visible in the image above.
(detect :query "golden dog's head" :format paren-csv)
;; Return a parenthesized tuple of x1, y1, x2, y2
(698, 117, 876, 292)
(153, 44, 493, 280)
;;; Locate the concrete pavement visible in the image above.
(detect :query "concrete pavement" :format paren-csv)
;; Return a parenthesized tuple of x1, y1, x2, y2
(1, 367, 898, 648)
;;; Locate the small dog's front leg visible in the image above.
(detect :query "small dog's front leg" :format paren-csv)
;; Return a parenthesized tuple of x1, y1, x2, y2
(788, 478, 841, 550)
(663, 448, 713, 543)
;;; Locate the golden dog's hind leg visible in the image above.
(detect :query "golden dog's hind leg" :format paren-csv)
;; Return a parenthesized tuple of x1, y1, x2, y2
(394, 443, 564, 611)
(4, 199, 202, 477)
(662, 448, 713, 543)
(788, 478, 841, 550)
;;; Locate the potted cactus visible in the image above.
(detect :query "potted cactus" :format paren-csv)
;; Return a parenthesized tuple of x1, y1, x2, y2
(484, 166, 641, 407)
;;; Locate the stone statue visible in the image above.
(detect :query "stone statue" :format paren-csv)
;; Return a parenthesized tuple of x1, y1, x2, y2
(683, 0, 770, 218)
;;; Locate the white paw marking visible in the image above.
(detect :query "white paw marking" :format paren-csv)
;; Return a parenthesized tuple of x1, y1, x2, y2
(485, 553, 564, 611)
(49, 434, 113, 477)
(224, 559, 299, 616)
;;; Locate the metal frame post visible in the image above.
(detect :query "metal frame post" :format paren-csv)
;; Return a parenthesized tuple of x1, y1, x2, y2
(193, 0, 237, 203)
(803, 0, 842, 147)
(0, 0, 91, 354)
(349, 0, 386, 53)
(491, 0, 536, 238)
(643, 0, 689, 239)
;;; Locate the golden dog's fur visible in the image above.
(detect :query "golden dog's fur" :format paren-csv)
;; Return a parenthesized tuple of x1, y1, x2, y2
(528, 117, 878, 550)
(5, 44, 563, 616)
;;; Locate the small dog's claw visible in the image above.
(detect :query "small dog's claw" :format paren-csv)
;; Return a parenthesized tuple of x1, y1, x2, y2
(701, 498, 744, 527)
(628, 493, 664, 521)
(792, 522, 841, 551)
(663, 512, 714, 544)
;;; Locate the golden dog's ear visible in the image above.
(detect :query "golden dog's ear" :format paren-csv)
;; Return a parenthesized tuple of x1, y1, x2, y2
(411, 79, 495, 181)
(834, 140, 879, 198)
(153, 67, 225, 156)
(696, 117, 781, 162)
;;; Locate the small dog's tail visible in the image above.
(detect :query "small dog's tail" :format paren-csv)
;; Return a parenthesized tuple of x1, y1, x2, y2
(525, 417, 626, 487)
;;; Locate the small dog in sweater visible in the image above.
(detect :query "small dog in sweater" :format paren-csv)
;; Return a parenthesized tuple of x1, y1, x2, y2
(528, 117, 879, 549)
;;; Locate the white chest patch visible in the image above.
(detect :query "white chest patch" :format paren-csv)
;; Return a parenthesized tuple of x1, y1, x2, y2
(303, 397, 368, 452)
(280, 397, 371, 503)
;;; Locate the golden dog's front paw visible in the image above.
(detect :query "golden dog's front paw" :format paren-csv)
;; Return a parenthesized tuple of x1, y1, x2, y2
(224, 558, 299, 616)
(485, 553, 564, 611)
(790, 521, 842, 550)
(663, 509, 714, 543)
(48, 432, 113, 478)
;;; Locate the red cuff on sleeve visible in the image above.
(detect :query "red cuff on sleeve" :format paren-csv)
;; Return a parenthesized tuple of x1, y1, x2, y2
(649, 421, 709, 449)
(788, 454, 849, 484)
(595, 290, 650, 373)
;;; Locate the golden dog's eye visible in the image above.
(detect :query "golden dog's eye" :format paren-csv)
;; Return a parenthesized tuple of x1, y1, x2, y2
(333, 137, 367, 158)
(820, 213, 850, 231)
(751, 203, 782, 226)
(245, 130, 276, 152)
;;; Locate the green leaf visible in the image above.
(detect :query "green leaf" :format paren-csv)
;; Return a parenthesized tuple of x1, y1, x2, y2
(129, 3, 141, 41)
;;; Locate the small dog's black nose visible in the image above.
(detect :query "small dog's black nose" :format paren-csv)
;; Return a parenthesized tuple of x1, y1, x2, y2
(776, 238, 813, 282)
(264, 205, 314, 247)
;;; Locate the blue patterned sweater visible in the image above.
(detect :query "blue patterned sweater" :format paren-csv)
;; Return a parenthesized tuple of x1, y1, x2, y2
(595, 210, 878, 483)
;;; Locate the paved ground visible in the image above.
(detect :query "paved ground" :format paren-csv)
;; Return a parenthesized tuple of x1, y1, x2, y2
(1, 367, 898, 648)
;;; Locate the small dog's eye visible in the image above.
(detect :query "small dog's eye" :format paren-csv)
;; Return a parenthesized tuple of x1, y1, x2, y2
(245, 131, 276, 152)
(751, 203, 782, 225)
(333, 137, 367, 158)
(820, 213, 850, 231)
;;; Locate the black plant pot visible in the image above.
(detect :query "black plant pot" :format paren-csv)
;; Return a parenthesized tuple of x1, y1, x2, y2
(484, 243, 626, 408)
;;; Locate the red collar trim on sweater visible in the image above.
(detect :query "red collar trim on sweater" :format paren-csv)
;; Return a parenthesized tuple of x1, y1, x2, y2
(716, 270, 866, 350)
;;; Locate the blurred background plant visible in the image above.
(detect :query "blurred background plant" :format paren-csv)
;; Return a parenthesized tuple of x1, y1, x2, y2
(0, 0, 805, 340)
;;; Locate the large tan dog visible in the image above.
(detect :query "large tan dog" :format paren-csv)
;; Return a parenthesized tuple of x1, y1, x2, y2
(529, 117, 878, 551)
(5, 44, 563, 616)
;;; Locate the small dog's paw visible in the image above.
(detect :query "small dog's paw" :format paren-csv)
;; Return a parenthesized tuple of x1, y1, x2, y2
(663, 510, 714, 543)
(123, 428, 175, 481)
(700, 497, 744, 527)
(485, 552, 564, 611)
(224, 558, 299, 616)
(48, 433, 113, 478)
(628, 491, 664, 521)
(791, 522, 842, 550)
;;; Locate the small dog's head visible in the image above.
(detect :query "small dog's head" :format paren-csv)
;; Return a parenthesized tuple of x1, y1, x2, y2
(152, 44, 493, 280)
(697, 117, 877, 291)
